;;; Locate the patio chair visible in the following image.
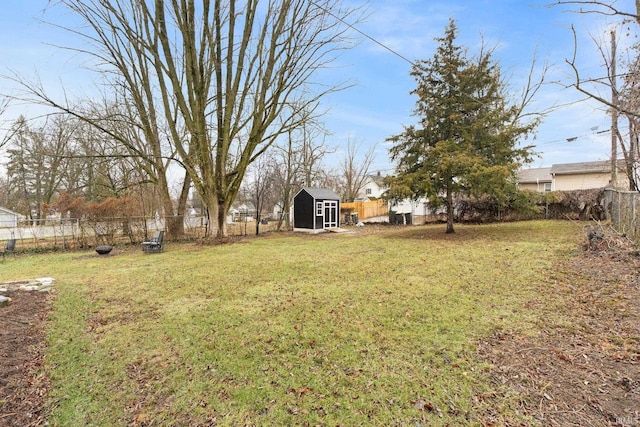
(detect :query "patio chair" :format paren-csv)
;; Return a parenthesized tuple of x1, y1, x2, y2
(142, 231, 164, 254)
(1, 239, 17, 262)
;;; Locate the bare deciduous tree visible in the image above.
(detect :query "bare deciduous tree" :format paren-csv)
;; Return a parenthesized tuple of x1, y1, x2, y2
(271, 108, 333, 230)
(12, 0, 360, 239)
(338, 138, 376, 202)
(549, 1, 640, 24)
(555, 1, 640, 189)
(5, 115, 78, 220)
(0, 97, 19, 150)
(246, 155, 278, 235)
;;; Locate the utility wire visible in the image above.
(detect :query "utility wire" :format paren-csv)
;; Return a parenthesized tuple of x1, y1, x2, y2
(309, 0, 416, 67)
(532, 127, 611, 146)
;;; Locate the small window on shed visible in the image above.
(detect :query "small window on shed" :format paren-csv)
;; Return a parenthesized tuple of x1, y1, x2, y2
(316, 201, 323, 216)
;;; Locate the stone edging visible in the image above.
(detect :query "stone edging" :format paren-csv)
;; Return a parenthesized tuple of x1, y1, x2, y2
(0, 277, 55, 293)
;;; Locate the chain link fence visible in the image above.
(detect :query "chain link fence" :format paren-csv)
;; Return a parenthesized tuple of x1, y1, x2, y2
(605, 188, 640, 242)
(0, 214, 282, 251)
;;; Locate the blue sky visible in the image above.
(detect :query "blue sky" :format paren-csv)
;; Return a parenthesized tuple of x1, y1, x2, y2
(1, 0, 636, 176)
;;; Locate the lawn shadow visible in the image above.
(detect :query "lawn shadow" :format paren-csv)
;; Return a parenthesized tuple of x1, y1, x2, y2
(380, 223, 525, 244)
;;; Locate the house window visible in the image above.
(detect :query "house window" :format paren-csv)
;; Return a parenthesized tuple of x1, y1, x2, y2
(316, 201, 323, 216)
(366, 188, 372, 195)
(544, 183, 551, 192)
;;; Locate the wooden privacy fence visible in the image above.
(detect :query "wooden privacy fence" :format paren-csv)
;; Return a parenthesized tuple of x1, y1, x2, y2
(341, 200, 388, 222)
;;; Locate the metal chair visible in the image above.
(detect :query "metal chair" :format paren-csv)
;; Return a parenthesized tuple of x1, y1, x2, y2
(141, 231, 164, 253)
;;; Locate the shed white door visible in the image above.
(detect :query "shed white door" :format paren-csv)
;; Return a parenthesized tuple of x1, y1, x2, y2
(323, 201, 338, 228)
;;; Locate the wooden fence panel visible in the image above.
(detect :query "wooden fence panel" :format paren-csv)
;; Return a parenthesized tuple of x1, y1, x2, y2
(341, 200, 388, 222)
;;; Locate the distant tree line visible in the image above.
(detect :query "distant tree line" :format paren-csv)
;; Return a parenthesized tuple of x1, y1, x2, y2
(4, 1, 637, 240)
(1, 1, 383, 239)
(0, 111, 376, 236)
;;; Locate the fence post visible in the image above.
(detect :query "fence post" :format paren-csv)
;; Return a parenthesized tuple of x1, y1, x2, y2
(633, 193, 636, 237)
(618, 191, 623, 234)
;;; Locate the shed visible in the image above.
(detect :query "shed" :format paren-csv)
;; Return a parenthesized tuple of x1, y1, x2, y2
(293, 187, 341, 233)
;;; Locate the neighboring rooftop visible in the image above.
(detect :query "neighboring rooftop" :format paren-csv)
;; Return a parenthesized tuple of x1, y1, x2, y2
(367, 172, 386, 186)
(518, 167, 552, 183)
(520, 160, 626, 178)
(550, 160, 621, 175)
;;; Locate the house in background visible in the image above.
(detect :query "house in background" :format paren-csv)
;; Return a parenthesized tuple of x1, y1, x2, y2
(228, 202, 256, 223)
(352, 173, 430, 224)
(518, 167, 552, 193)
(518, 160, 629, 192)
(357, 172, 387, 200)
(293, 187, 340, 233)
(0, 207, 20, 229)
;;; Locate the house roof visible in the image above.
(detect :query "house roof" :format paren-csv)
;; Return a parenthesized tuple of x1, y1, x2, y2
(518, 167, 552, 183)
(550, 160, 622, 175)
(519, 160, 626, 183)
(299, 187, 340, 200)
(0, 207, 20, 216)
(366, 173, 386, 186)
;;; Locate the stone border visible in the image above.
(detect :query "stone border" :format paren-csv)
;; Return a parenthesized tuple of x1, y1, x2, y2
(0, 277, 55, 293)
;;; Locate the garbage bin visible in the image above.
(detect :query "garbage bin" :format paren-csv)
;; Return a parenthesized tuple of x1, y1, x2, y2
(404, 213, 412, 225)
(351, 213, 359, 224)
(344, 213, 351, 224)
(395, 213, 404, 225)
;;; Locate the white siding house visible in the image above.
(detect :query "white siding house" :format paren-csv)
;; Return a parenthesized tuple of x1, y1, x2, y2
(0, 207, 19, 229)
(357, 173, 387, 200)
(518, 160, 628, 192)
(354, 173, 430, 224)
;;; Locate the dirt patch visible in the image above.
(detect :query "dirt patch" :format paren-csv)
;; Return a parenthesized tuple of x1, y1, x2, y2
(479, 226, 640, 426)
(0, 290, 51, 427)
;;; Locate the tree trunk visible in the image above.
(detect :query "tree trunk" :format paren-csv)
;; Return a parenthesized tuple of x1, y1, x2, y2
(446, 183, 455, 234)
(215, 198, 227, 240)
(156, 174, 184, 240)
(277, 185, 292, 231)
(170, 173, 192, 239)
(164, 214, 183, 240)
(196, 191, 218, 239)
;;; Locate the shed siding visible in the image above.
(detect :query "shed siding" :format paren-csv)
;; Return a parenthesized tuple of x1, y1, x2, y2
(294, 190, 316, 229)
(315, 205, 323, 229)
(294, 188, 341, 231)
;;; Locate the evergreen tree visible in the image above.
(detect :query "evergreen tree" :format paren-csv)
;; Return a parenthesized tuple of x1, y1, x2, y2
(386, 19, 537, 233)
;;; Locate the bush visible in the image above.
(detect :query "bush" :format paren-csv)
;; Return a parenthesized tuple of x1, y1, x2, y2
(454, 188, 606, 223)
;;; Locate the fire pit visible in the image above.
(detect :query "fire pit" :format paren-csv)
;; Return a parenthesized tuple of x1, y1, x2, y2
(95, 245, 113, 255)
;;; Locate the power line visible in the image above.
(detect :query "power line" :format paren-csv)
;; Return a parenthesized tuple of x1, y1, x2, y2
(532, 127, 611, 147)
(309, 1, 415, 67)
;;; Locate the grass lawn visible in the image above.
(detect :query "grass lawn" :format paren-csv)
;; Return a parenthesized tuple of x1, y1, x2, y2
(2, 220, 583, 426)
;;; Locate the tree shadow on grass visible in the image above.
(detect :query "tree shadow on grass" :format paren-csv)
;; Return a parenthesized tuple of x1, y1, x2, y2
(379, 223, 537, 244)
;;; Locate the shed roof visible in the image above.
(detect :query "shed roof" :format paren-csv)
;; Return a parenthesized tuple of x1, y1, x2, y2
(298, 187, 340, 200)
(518, 167, 552, 183)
